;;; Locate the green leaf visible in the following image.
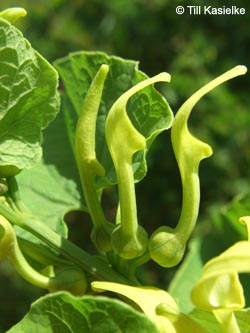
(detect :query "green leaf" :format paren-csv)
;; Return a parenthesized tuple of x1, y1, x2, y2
(54, 51, 173, 189)
(16, 164, 75, 238)
(212, 193, 250, 247)
(5, 292, 158, 333)
(168, 238, 203, 313)
(189, 309, 223, 333)
(190, 308, 250, 333)
(0, 18, 59, 170)
(15, 110, 84, 242)
(235, 308, 250, 333)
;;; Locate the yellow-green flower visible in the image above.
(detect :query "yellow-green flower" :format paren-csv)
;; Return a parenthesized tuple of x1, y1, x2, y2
(191, 216, 250, 333)
(92, 281, 208, 333)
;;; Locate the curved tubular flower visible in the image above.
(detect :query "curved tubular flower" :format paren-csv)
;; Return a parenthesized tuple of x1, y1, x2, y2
(0, 214, 50, 289)
(191, 216, 250, 333)
(0, 215, 87, 295)
(149, 65, 247, 268)
(92, 281, 208, 333)
(105, 73, 171, 259)
(75, 64, 114, 252)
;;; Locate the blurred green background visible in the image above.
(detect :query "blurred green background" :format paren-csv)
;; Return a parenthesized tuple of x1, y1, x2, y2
(0, 0, 249, 330)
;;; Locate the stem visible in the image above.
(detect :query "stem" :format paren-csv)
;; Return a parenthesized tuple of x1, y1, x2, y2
(175, 171, 200, 243)
(0, 202, 129, 284)
(79, 165, 107, 230)
(18, 237, 71, 267)
(117, 162, 138, 236)
(128, 251, 151, 281)
(129, 252, 151, 271)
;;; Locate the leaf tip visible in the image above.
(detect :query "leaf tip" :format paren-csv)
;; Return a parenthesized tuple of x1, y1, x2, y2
(239, 216, 250, 240)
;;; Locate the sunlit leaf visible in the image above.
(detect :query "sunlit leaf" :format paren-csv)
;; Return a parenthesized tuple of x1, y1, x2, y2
(6, 292, 158, 333)
(0, 18, 59, 171)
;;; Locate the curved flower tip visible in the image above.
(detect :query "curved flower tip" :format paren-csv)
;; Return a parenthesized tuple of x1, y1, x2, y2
(239, 216, 250, 240)
(105, 71, 171, 164)
(92, 281, 178, 333)
(172, 65, 247, 173)
(235, 65, 247, 75)
(0, 7, 27, 22)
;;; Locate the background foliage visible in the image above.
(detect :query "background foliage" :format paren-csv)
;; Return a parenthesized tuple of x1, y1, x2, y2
(0, 0, 249, 331)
